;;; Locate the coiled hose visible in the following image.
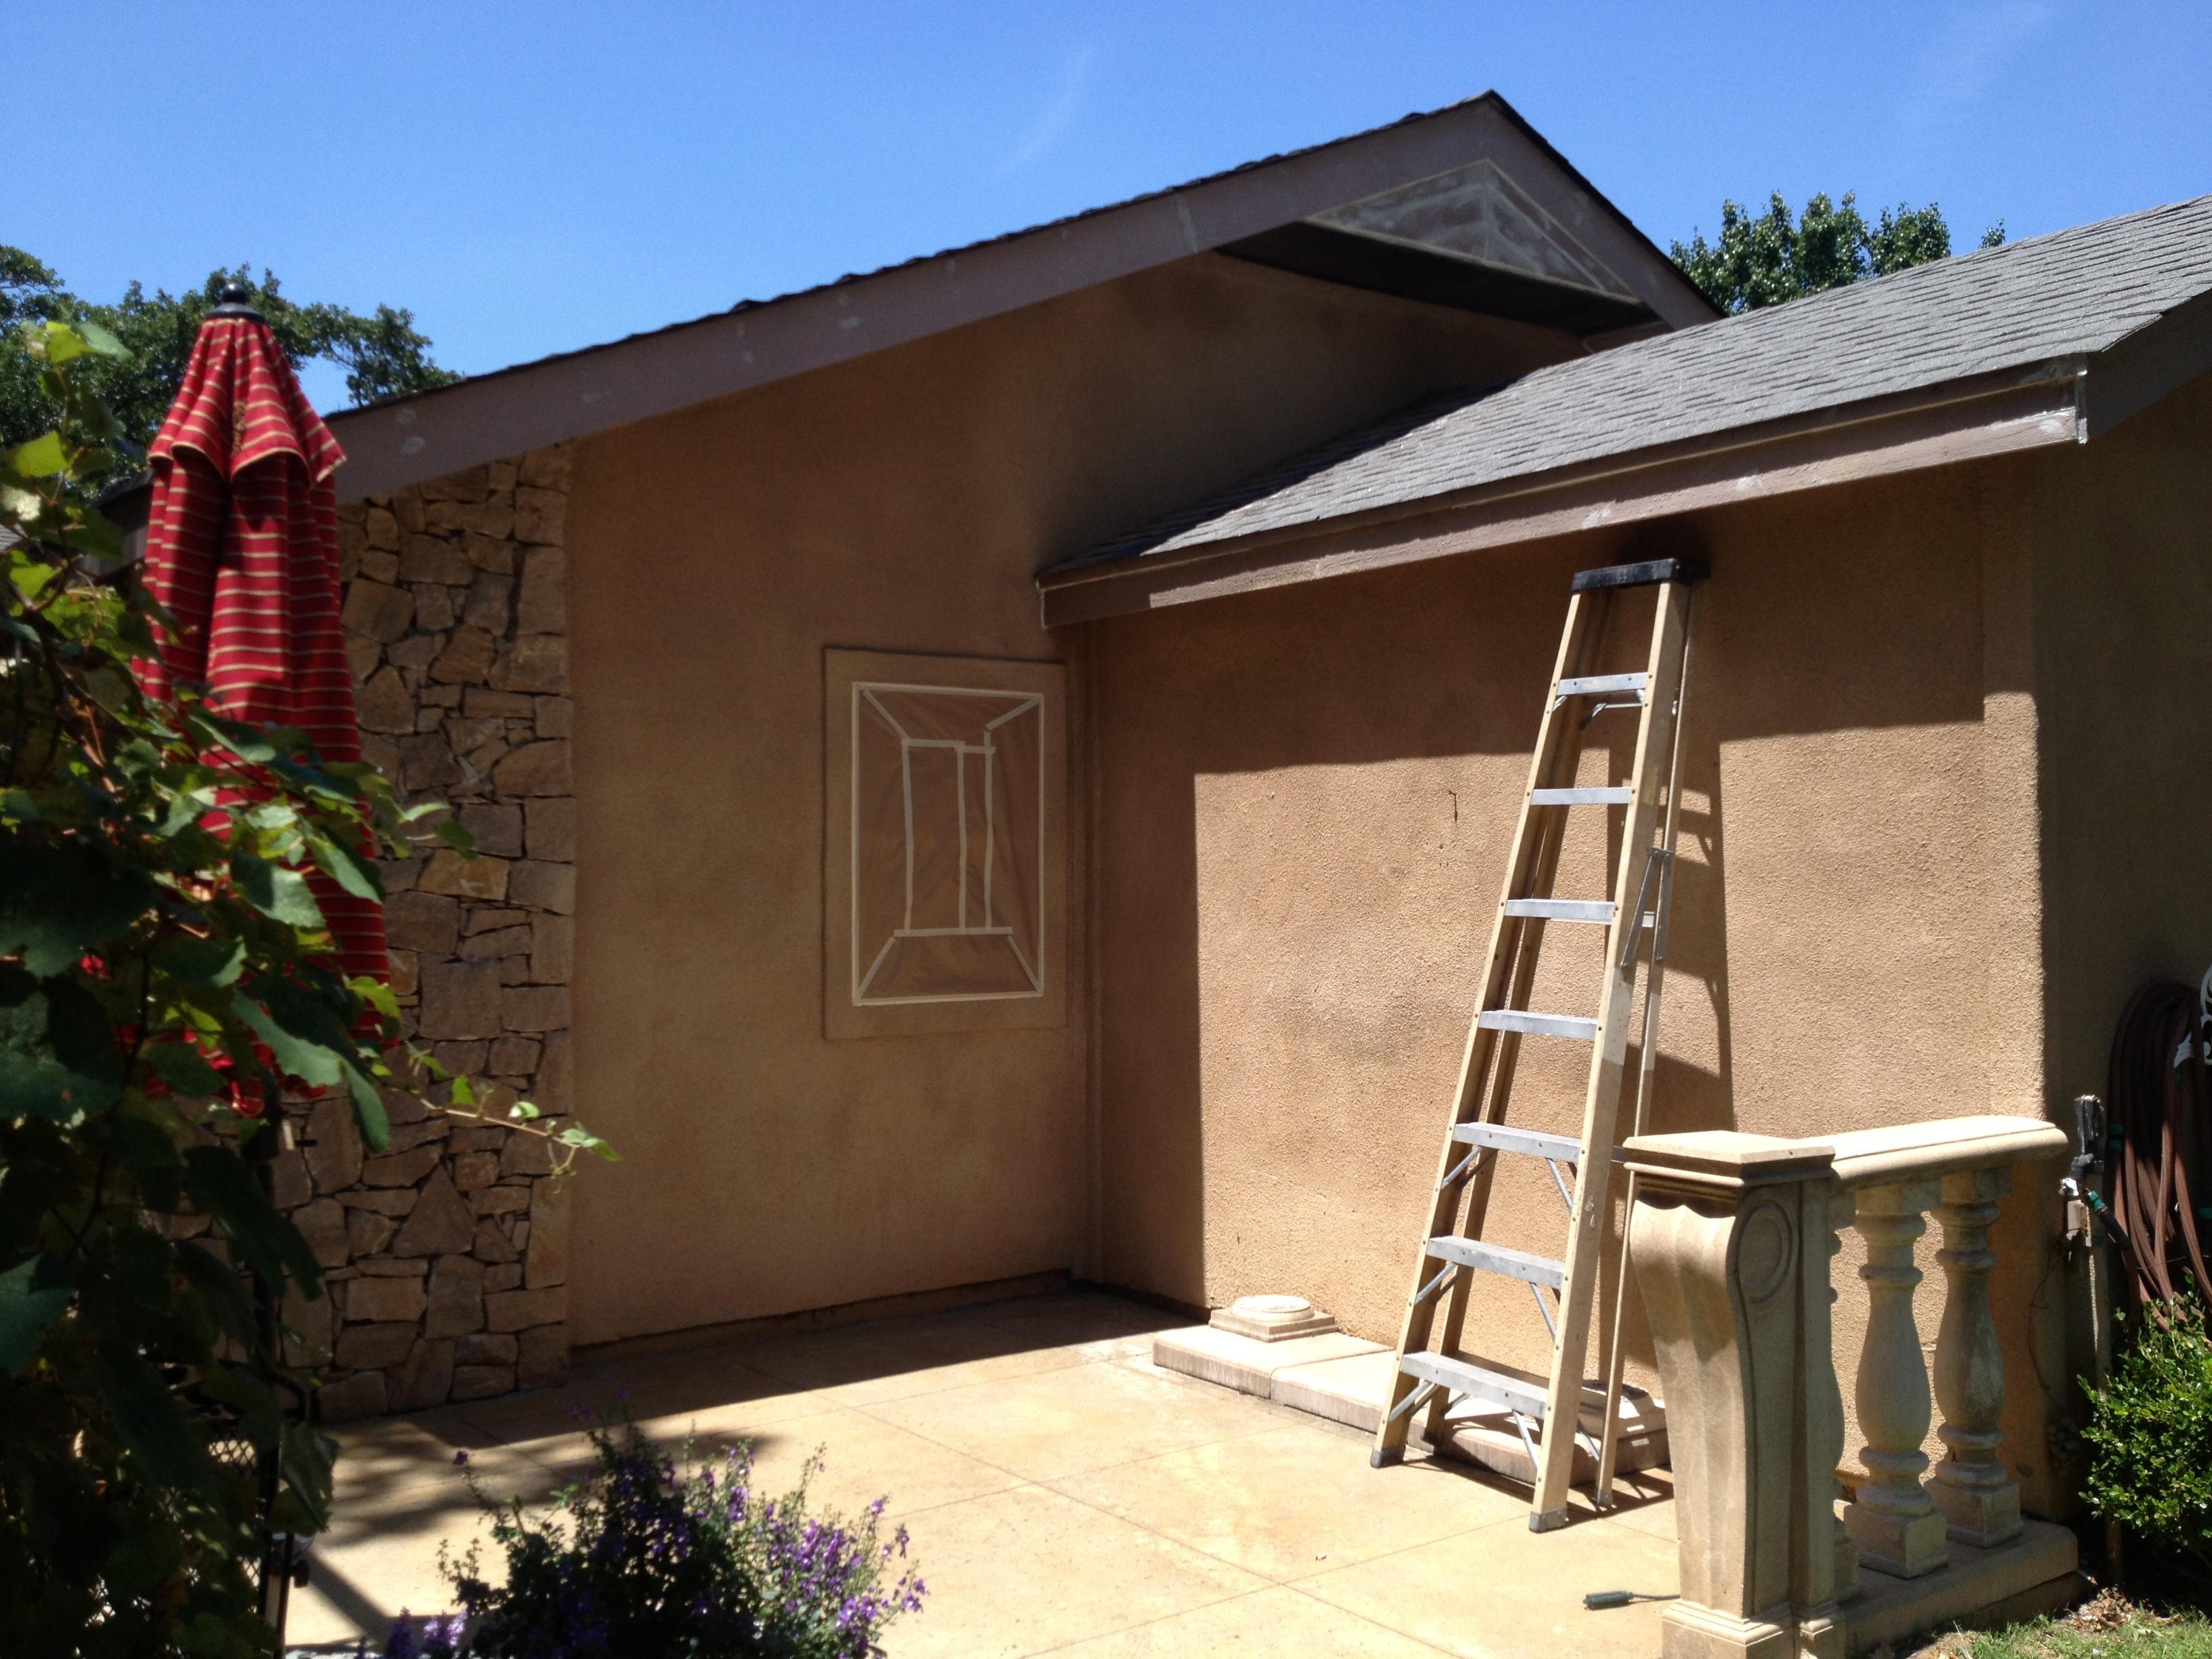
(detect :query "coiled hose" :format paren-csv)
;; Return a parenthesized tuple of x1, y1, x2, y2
(2106, 977, 2212, 1310)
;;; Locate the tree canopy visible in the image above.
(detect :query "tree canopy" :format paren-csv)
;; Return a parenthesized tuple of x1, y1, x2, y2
(0, 250, 459, 480)
(1671, 192, 2006, 315)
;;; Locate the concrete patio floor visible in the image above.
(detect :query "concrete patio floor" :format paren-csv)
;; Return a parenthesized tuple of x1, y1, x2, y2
(289, 1289, 1681, 1657)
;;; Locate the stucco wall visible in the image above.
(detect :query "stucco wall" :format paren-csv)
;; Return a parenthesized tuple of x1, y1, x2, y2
(2023, 375, 2212, 1500)
(1089, 461, 2001, 1318)
(1082, 422, 2198, 1513)
(561, 254, 1575, 1346)
(2032, 372, 2212, 1103)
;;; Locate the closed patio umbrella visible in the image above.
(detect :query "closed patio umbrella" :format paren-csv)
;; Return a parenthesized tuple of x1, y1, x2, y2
(140, 286, 386, 984)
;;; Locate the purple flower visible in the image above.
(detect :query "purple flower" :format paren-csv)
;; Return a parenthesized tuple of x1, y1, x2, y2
(406, 1413, 924, 1656)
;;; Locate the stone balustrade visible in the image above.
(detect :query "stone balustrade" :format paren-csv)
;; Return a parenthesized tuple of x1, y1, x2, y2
(1622, 1115, 2072, 1659)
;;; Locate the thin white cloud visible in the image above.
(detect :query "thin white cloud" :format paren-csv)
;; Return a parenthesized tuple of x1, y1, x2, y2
(1000, 45, 1094, 173)
(1909, 0, 2060, 119)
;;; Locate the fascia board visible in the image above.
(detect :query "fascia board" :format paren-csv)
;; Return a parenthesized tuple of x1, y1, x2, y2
(2081, 285, 2212, 439)
(1037, 363, 2088, 628)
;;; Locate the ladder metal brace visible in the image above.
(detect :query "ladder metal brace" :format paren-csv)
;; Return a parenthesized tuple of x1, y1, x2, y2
(1616, 845, 1675, 973)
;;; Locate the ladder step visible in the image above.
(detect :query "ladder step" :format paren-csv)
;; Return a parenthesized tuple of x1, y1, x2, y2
(1427, 1235, 1568, 1291)
(1504, 898, 1613, 923)
(1399, 1351, 1550, 1420)
(1478, 1009, 1599, 1041)
(1449, 1122, 1581, 1162)
(1556, 672, 1649, 699)
(1530, 786, 1634, 806)
(1505, 897, 1656, 930)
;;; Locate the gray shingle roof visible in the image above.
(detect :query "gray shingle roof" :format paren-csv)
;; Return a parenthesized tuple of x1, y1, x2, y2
(1061, 192, 2212, 570)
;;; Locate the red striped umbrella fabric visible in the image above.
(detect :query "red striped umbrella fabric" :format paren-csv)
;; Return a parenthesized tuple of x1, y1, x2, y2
(140, 307, 387, 985)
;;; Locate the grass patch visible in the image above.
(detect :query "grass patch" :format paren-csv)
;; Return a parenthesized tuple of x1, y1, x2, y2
(1895, 1592, 2212, 1658)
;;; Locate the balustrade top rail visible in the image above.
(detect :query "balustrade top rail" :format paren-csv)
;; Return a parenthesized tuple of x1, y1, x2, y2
(1825, 1115, 2068, 1191)
(1619, 1114, 2068, 1192)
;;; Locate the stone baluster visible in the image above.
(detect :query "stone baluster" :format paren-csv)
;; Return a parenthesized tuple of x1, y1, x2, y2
(1844, 1180, 1950, 1579)
(1929, 1168, 2023, 1546)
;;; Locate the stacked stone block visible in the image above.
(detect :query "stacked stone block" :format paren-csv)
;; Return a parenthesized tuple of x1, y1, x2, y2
(286, 446, 576, 1422)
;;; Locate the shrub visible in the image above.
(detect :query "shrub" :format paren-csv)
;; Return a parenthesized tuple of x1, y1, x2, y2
(2082, 1294, 2212, 1572)
(1, 317, 611, 1656)
(384, 1416, 925, 1658)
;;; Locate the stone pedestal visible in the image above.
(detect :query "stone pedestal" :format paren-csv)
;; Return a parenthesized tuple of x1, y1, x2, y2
(1209, 1293, 1338, 1341)
(1624, 1133, 1845, 1659)
(1659, 1602, 1795, 1659)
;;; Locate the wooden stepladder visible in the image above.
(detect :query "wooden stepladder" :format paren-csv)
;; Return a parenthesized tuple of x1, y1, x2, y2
(1370, 556, 1704, 1532)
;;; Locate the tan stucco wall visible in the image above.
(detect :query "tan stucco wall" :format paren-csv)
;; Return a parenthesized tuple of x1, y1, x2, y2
(2022, 375, 2212, 1498)
(1085, 381, 2212, 1513)
(2032, 372, 2212, 1106)
(1090, 466, 1994, 1328)
(561, 254, 1576, 1345)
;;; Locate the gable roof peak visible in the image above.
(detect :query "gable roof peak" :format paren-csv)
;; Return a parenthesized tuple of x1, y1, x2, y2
(327, 92, 1711, 499)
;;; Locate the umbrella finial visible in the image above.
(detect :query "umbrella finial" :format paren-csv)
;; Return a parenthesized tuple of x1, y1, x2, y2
(209, 283, 266, 323)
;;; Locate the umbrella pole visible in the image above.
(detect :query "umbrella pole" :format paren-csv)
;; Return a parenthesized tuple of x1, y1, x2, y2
(244, 1094, 297, 1643)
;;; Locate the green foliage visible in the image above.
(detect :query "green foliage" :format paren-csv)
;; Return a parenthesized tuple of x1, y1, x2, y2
(2083, 1295, 2212, 1575)
(0, 250, 461, 487)
(0, 319, 607, 1656)
(1671, 190, 2007, 314)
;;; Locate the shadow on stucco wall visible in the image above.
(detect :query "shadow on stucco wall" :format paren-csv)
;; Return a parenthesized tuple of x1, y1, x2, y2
(1088, 471, 1992, 1364)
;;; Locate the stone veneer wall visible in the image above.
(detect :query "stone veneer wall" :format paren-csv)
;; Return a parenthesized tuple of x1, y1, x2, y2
(279, 445, 576, 1422)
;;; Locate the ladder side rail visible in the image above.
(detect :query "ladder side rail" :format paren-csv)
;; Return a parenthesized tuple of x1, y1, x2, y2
(1374, 592, 1599, 1467)
(1421, 821, 1572, 1449)
(1418, 616, 1607, 1452)
(1528, 578, 1692, 1528)
(1593, 590, 1698, 1509)
(1452, 589, 1601, 1120)
(1420, 603, 1614, 1451)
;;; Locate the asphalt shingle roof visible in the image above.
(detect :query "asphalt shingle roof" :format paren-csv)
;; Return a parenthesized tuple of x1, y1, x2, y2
(1062, 192, 2212, 571)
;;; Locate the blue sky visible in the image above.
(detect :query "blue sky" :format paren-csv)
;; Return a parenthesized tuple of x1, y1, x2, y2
(20, 2, 2211, 410)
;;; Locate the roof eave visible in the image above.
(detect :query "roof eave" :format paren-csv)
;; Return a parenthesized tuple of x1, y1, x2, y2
(1036, 359, 2094, 627)
(2081, 282, 2212, 438)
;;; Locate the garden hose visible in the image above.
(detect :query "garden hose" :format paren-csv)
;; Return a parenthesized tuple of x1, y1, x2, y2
(2106, 977, 2212, 1311)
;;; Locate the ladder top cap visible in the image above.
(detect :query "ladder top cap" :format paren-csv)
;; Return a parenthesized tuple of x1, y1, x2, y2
(1571, 557, 1711, 592)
